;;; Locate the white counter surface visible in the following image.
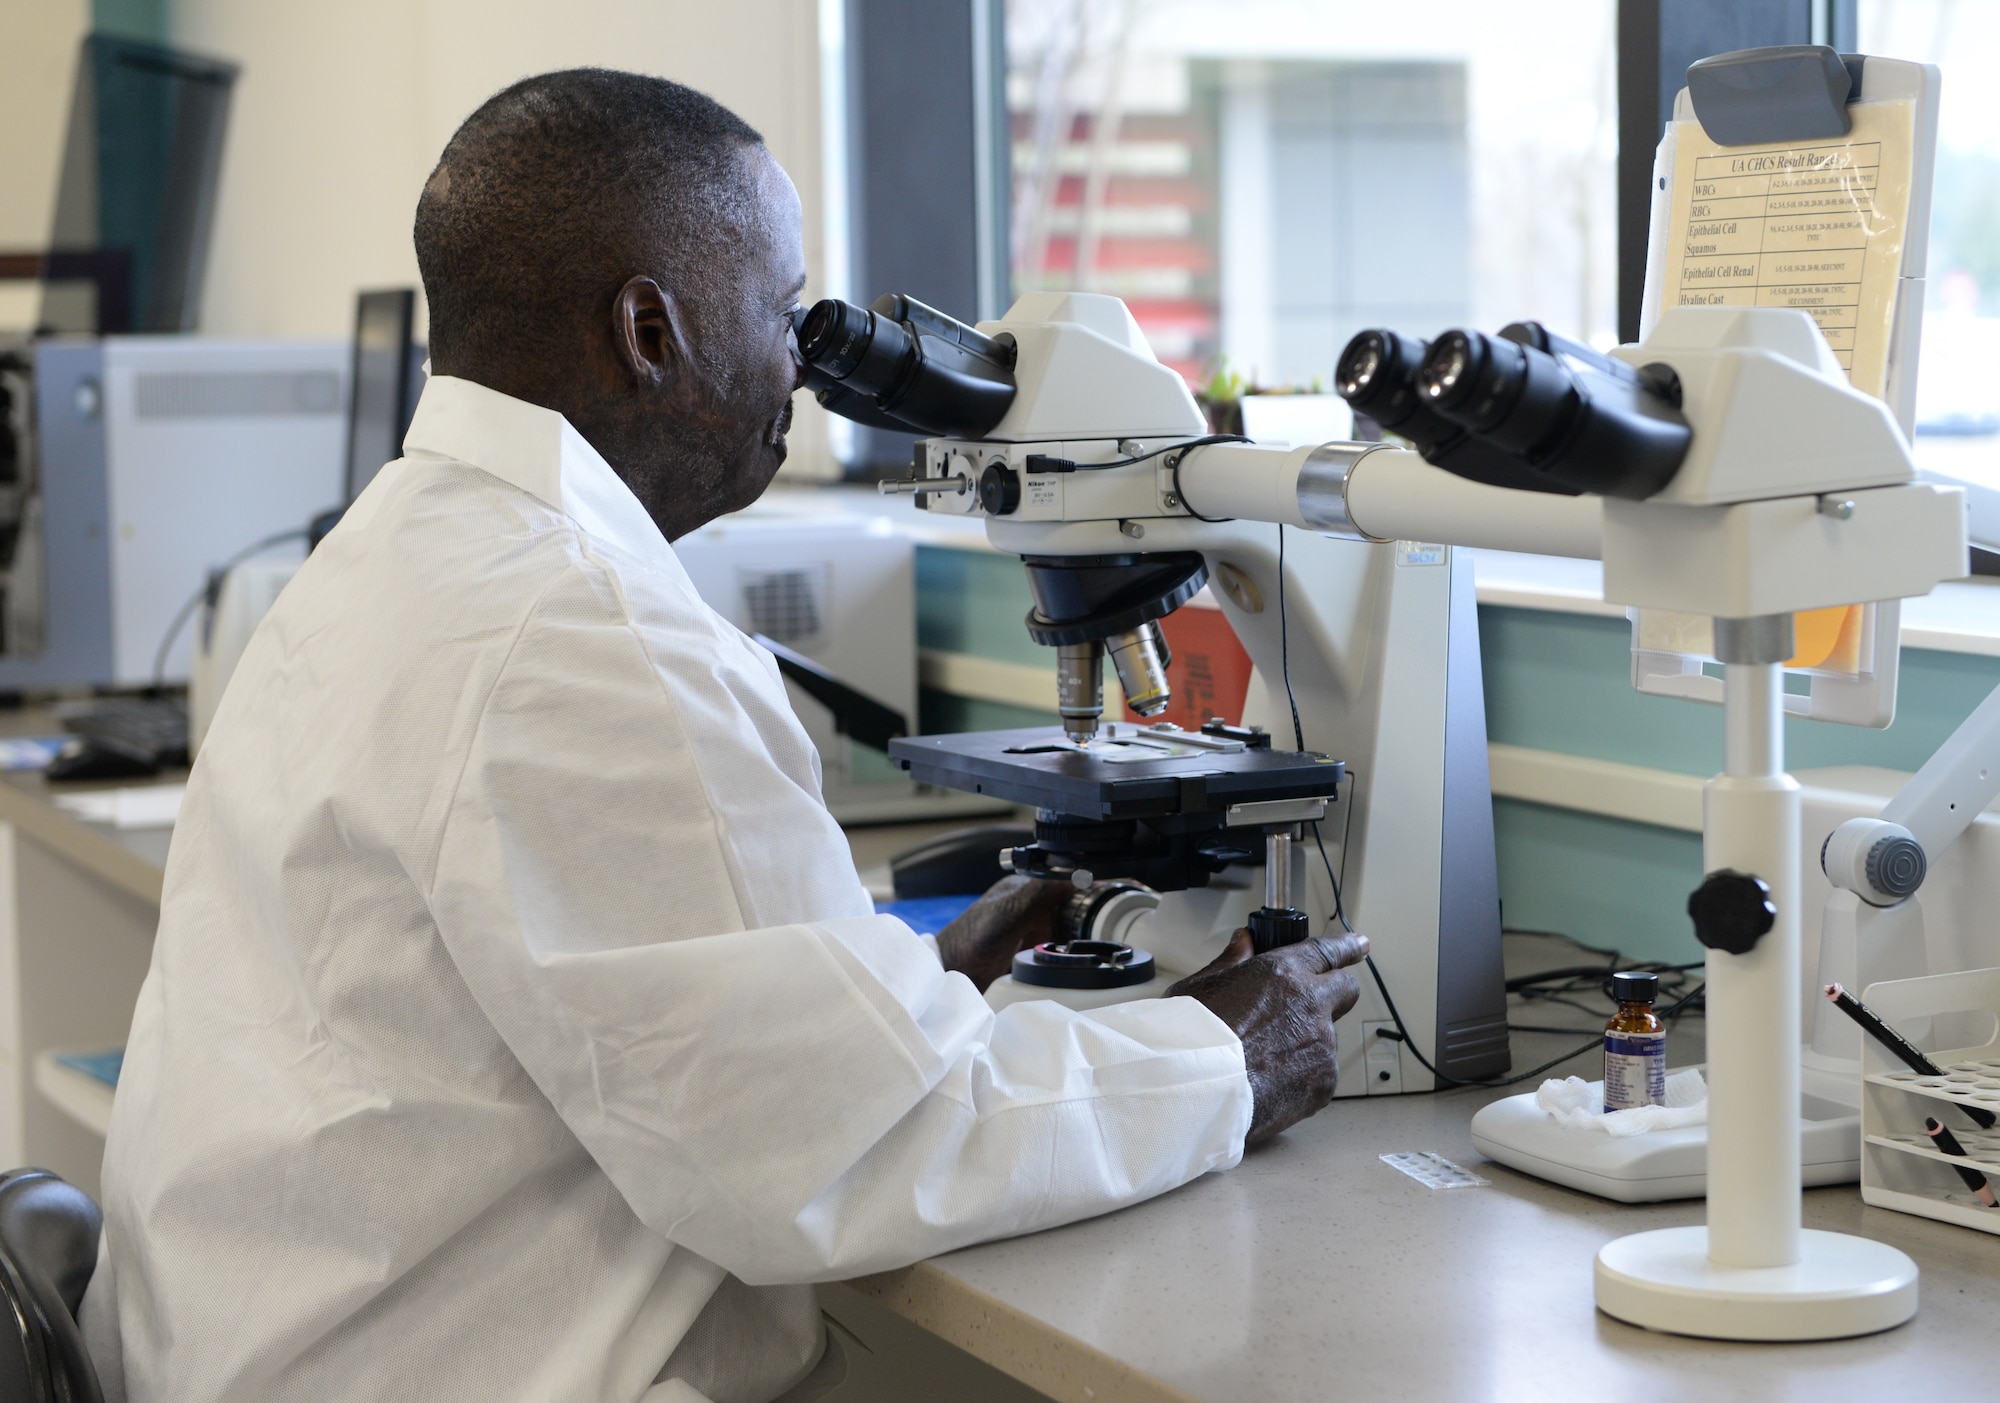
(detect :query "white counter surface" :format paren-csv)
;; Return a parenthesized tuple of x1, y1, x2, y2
(8, 703, 1988, 1399)
(852, 1073, 1995, 1403)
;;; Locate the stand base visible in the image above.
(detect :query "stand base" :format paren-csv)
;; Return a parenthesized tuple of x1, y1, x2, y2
(1595, 1227, 1917, 1340)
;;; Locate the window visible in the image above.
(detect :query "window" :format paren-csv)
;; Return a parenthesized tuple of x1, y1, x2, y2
(1004, 0, 1619, 393)
(1859, 1, 2000, 488)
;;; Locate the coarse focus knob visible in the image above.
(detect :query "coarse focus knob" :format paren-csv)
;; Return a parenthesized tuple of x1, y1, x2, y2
(978, 463, 1021, 515)
(1864, 834, 1926, 901)
(1686, 869, 1776, 956)
(1246, 906, 1310, 954)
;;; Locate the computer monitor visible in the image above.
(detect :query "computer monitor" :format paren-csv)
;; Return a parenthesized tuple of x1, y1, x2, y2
(345, 288, 422, 503)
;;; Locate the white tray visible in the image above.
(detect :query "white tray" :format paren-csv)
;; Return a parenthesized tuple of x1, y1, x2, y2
(1470, 1072, 1859, 1203)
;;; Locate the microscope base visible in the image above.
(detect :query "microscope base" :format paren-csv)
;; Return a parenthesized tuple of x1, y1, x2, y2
(1594, 1226, 1917, 1341)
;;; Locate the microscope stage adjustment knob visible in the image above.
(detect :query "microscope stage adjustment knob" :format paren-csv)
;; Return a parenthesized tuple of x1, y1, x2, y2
(1686, 869, 1777, 956)
(978, 462, 1022, 515)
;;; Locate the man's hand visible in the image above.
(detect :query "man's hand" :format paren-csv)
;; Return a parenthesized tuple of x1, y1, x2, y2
(1166, 930, 1370, 1145)
(934, 875, 1076, 993)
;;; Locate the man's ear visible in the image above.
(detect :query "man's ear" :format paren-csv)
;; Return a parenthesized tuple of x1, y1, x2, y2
(610, 275, 694, 393)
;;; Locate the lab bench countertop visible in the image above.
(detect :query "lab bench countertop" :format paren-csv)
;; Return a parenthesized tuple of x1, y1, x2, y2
(850, 1077, 1996, 1403)
(3, 743, 1987, 1400)
(0, 707, 178, 903)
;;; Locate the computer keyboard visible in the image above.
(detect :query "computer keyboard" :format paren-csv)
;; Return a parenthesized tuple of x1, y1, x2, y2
(61, 697, 190, 768)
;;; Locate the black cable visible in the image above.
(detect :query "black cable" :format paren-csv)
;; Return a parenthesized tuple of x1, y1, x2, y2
(1269, 516, 1355, 938)
(151, 527, 311, 686)
(1502, 926, 1625, 960)
(1160, 434, 1248, 522)
(1321, 796, 1700, 1087)
(1513, 993, 1624, 1020)
(1659, 982, 1707, 1019)
(1085, 431, 1249, 471)
(150, 590, 209, 691)
(1309, 819, 1352, 933)
(1505, 963, 1624, 993)
(1267, 511, 1632, 1092)
(1364, 952, 1604, 1089)
(1051, 431, 1250, 531)
(1275, 525, 1306, 752)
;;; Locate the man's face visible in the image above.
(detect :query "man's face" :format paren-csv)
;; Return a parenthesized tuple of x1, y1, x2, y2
(642, 148, 807, 536)
(572, 145, 810, 542)
(700, 148, 809, 513)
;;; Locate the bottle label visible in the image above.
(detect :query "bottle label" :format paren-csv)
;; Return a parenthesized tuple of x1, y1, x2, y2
(1603, 1030, 1666, 1111)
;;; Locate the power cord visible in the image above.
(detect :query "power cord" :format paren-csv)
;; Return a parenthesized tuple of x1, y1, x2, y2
(1165, 435, 1248, 523)
(1266, 517, 1698, 1092)
(1097, 431, 1248, 470)
(1365, 959, 1608, 1088)
(151, 527, 311, 686)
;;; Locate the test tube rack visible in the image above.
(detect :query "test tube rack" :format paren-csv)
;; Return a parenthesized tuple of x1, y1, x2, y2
(1859, 965, 2000, 1235)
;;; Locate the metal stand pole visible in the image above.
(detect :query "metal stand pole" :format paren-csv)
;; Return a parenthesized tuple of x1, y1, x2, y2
(1592, 616, 1919, 1341)
(1705, 654, 1800, 1267)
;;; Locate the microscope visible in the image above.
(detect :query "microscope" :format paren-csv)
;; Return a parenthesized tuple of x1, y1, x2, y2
(796, 289, 1529, 1091)
(799, 260, 1964, 1337)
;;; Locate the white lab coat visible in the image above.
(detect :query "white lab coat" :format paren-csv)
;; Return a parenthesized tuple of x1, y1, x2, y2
(81, 375, 1252, 1403)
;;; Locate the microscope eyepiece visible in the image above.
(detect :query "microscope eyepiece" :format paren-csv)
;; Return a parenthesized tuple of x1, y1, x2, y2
(794, 293, 1017, 438)
(1335, 331, 1386, 401)
(1416, 329, 1547, 442)
(1335, 328, 1583, 496)
(1336, 328, 1436, 430)
(797, 298, 876, 379)
(1417, 333, 1475, 402)
(1382, 322, 1693, 501)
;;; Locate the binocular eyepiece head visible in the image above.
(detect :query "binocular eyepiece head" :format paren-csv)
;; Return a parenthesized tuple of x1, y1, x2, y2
(1336, 321, 1692, 501)
(793, 293, 1017, 439)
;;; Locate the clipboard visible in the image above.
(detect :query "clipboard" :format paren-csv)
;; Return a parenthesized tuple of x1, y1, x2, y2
(1640, 46, 1941, 436)
(1629, 47, 1942, 729)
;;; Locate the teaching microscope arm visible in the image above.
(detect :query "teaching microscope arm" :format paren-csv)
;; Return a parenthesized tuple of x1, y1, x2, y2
(1822, 678, 2000, 905)
(1818, 499, 2000, 905)
(1172, 441, 1604, 561)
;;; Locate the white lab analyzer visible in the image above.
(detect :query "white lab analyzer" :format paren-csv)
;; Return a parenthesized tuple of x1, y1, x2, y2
(13, 338, 347, 689)
(672, 508, 1008, 825)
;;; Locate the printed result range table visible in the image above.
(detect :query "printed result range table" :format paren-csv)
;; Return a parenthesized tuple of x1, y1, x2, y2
(1674, 142, 1883, 372)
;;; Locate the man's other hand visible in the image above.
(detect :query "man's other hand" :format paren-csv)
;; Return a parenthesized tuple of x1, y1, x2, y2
(1166, 930, 1370, 1145)
(934, 875, 1075, 993)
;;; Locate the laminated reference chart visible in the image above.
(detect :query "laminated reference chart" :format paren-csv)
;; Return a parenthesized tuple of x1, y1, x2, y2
(1660, 100, 1915, 397)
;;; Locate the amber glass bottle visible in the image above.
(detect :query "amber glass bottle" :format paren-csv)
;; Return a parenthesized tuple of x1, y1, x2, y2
(1603, 971, 1666, 1111)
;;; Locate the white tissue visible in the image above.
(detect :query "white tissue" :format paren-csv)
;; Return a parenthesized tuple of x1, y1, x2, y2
(1535, 1067, 1707, 1137)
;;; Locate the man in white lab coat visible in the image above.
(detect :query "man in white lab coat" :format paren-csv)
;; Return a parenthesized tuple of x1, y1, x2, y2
(81, 69, 1367, 1403)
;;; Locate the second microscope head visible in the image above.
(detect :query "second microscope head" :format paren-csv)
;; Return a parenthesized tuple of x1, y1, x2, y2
(1336, 321, 1692, 500)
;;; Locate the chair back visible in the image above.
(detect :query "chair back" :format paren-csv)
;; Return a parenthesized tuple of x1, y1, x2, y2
(0, 1169, 104, 1403)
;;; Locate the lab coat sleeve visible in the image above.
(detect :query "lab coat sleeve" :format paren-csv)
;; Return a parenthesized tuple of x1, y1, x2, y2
(427, 558, 1252, 1284)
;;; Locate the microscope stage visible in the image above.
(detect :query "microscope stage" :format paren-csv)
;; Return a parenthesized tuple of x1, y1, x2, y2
(888, 725, 1345, 821)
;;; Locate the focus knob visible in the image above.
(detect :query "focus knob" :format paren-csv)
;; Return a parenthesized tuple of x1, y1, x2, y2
(978, 463, 1021, 515)
(1863, 834, 1926, 901)
(1246, 906, 1310, 954)
(1687, 869, 1776, 956)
